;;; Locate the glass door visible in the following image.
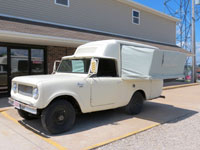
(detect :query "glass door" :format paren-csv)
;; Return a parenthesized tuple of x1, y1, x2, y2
(0, 47, 8, 94)
(0, 44, 45, 97)
(9, 48, 29, 87)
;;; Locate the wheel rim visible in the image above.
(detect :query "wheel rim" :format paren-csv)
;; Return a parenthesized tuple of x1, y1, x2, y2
(53, 109, 67, 125)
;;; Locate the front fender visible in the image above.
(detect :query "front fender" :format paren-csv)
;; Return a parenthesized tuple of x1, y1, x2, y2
(35, 90, 86, 112)
(35, 77, 91, 112)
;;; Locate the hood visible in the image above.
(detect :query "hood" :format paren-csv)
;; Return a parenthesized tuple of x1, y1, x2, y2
(12, 73, 87, 85)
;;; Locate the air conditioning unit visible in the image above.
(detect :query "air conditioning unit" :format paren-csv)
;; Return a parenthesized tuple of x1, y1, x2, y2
(196, 0, 200, 5)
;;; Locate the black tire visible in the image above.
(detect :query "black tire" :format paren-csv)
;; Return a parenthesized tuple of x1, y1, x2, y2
(17, 109, 38, 120)
(125, 92, 145, 115)
(41, 100, 76, 134)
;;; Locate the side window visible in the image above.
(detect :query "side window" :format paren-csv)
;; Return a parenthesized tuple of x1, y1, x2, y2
(55, 0, 69, 7)
(97, 59, 117, 77)
(132, 9, 140, 25)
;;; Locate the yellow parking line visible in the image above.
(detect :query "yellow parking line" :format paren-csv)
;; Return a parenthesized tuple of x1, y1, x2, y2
(1, 111, 67, 150)
(85, 123, 160, 150)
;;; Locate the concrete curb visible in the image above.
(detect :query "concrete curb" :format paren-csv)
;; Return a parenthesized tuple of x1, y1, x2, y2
(0, 107, 12, 112)
(163, 83, 200, 90)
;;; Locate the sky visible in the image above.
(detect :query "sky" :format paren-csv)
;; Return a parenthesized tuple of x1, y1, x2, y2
(133, 0, 200, 65)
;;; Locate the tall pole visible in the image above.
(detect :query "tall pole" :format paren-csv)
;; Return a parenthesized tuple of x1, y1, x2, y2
(180, 0, 183, 47)
(192, 0, 196, 83)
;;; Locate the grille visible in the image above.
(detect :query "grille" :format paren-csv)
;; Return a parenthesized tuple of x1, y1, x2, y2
(18, 84, 33, 97)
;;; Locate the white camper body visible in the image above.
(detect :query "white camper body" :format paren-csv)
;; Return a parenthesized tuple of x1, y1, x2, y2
(9, 40, 187, 134)
(74, 40, 187, 80)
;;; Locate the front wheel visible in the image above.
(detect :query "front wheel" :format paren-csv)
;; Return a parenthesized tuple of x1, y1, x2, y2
(41, 100, 76, 134)
(125, 92, 144, 115)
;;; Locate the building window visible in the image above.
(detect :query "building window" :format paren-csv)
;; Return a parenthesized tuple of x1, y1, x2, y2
(55, 0, 69, 7)
(132, 9, 140, 25)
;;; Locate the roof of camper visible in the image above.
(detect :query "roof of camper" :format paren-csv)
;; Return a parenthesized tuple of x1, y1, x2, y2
(62, 40, 160, 59)
(78, 40, 158, 49)
(62, 40, 191, 60)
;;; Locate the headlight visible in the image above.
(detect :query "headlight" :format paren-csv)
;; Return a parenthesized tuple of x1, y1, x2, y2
(33, 87, 39, 99)
(12, 83, 17, 93)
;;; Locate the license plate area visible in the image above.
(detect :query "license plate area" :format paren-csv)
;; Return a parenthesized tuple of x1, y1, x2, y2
(13, 100, 20, 109)
(9, 98, 37, 115)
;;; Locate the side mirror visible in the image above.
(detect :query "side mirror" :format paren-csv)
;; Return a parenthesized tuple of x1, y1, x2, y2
(52, 60, 61, 74)
(89, 58, 99, 76)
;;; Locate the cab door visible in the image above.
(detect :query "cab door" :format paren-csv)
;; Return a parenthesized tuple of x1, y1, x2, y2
(90, 58, 122, 106)
(91, 77, 122, 106)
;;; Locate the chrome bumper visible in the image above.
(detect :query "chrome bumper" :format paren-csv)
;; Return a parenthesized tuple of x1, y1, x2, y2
(8, 97, 37, 115)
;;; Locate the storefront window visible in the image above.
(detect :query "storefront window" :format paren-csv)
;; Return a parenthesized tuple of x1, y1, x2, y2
(0, 45, 46, 95)
(31, 49, 44, 74)
(0, 47, 8, 92)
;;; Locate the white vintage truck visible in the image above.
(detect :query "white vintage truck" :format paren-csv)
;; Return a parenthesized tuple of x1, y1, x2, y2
(9, 40, 187, 134)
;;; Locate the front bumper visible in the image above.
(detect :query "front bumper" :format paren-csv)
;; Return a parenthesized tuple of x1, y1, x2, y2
(8, 97, 37, 115)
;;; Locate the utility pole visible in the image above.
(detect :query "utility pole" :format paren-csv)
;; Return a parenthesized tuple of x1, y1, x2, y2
(164, 0, 199, 82)
(191, 0, 196, 83)
(191, 0, 200, 82)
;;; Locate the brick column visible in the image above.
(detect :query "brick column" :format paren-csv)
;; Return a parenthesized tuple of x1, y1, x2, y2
(47, 46, 67, 74)
(67, 47, 76, 56)
(47, 46, 76, 74)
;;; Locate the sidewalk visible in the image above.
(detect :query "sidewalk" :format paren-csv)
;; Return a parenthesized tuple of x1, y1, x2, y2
(0, 97, 12, 112)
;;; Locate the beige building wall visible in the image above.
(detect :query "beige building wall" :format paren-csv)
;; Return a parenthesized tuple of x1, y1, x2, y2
(0, 0, 176, 44)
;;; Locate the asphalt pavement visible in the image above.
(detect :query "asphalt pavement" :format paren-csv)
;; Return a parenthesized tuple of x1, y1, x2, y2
(95, 112, 200, 150)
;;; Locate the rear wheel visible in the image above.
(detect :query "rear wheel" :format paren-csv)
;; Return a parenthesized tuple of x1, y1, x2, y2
(17, 109, 38, 120)
(41, 100, 76, 134)
(125, 91, 144, 115)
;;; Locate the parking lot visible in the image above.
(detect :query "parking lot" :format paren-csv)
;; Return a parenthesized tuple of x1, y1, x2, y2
(0, 84, 200, 150)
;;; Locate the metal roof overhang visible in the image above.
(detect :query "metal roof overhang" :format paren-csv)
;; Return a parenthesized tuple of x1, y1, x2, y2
(0, 30, 192, 56)
(0, 30, 88, 47)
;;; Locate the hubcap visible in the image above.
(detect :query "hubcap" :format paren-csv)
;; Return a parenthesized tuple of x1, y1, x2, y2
(54, 110, 66, 125)
(58, 115, 64, 121)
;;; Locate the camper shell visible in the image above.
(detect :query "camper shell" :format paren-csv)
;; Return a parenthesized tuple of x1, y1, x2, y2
(72, 40, 187, 80)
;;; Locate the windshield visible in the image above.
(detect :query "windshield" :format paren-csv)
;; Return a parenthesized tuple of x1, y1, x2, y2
(57, 59, 91, 74)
